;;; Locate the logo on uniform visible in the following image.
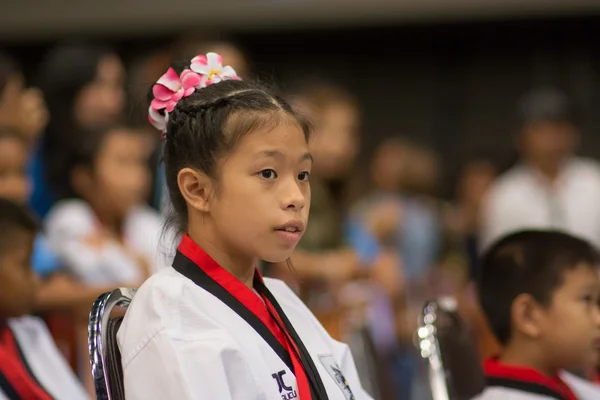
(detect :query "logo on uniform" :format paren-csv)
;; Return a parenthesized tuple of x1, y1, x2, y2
(319, 354, 355, 400)
(272, 370, 297, 400)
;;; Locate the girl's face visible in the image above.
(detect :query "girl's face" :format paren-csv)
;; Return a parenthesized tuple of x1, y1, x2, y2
(74, 54, 126, 129)
(80, 129, 151, 218)
(197, 117, 312, 264)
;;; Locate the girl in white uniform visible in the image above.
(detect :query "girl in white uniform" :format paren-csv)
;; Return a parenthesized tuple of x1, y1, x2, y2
(117, 53, 373, 400)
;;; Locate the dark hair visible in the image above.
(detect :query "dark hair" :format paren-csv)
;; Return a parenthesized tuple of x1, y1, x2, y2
(517, 87, 577, 128)
(0, 198, 38, 253)
(37, 43, 116, 199)
(157, 68, 310, 234)
(57, 122, 137, 199)
(0, 53, 19, 94)
(478, 230, 600, 345)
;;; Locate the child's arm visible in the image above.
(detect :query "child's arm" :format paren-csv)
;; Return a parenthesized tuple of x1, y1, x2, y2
(34, 274, 119, 313)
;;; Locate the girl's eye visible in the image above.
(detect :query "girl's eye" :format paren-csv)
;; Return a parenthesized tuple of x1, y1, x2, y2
(298, 171, 310, 181)
(260, 169, 277, 179)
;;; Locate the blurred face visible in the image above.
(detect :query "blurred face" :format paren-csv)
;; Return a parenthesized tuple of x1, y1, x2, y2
(208, 119, 311, 263)
(74, 54, 125, 129)
(458, 162, 496, 206)
(0, 230, 37, 318)
(520, 120, 577, 167)
(0, 136, 30, 204)
(403, 147, 439, 195)
(308, 102, 359, 180)
(0, 74, 24, 124)
(90, 129, 151, 217)
(0, 75, 49, 142)
(537, 264, 600, 370)
(371, 141, 409, 191)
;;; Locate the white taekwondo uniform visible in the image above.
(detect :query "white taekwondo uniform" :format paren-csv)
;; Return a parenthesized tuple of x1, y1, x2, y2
(118, 234, 374, 400)
(472, 359, 600, 400)
(0, 316, 89, 400)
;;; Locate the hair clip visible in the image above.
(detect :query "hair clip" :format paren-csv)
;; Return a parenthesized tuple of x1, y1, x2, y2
(148, 52, 240, 135)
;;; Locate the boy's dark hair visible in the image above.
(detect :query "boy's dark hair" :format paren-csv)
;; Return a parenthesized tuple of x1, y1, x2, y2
(156, 65, 311, 234)
(517, 87, 577, 129)
(478, 230, 600, 345)
(0, 199, 38, 253)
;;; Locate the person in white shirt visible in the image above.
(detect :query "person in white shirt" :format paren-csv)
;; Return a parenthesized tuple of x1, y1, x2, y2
(0, 199, 88, 400)
(473, 230, 600, 400)
(117, 53, 373, 400)
(45, 124, 163, 286)
(480, 88, 600, 251)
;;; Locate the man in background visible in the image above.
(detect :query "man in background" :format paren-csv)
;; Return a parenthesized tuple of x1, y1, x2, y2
(480, 87, 600, 251)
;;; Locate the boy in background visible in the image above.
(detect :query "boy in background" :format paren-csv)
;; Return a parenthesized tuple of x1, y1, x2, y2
(0, 198, 87, 399)
(475, 230, 600, 399)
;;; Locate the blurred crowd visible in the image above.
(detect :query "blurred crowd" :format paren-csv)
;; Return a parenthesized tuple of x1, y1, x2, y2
(0, 35, 598, 400)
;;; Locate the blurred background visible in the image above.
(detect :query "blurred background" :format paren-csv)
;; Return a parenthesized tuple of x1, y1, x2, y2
(3, 1, 600, 399)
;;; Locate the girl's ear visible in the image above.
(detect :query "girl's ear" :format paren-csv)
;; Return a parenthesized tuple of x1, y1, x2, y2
(177, 167, 214, 213)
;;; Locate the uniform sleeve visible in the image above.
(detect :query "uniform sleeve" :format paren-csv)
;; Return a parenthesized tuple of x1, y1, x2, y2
(328, 338, 375, 400)
(45, 201, 142, 285)
(121, 329, 261, 400)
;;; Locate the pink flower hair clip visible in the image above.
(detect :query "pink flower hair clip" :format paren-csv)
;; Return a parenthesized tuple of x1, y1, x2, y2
(148, 52, 240, 136)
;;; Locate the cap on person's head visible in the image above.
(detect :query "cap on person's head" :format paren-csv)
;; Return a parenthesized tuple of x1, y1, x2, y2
(517, 87, 577, 128)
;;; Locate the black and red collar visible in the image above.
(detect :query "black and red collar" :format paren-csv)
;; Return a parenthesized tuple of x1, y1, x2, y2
(175, 234, 329, 400)
(484, 358, 578, 400)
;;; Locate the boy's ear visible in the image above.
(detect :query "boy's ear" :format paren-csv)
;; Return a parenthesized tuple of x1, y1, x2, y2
(511, 293, 544, 339)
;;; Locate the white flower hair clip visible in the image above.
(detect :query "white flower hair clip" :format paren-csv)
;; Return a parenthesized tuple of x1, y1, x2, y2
(148, 52, 240, 136)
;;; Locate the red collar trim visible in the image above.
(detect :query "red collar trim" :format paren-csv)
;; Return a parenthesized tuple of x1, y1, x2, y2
(0, 326, 53, 400)
(484, 359, 578, 400)
(177, 234, 273, 331)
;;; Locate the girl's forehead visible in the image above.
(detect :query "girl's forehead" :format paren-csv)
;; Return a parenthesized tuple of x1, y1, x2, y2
(236, 122, 307, 151)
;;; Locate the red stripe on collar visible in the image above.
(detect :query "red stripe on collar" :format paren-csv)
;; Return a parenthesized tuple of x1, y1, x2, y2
(484, 358, 578, 400)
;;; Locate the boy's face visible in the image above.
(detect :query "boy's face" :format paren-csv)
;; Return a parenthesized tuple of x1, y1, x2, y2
(0, 229, 37, 318)
(538, 263, 600, 370)
(0, 136, 30, 204)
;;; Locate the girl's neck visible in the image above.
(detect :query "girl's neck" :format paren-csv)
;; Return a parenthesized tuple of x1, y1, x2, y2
(188, 226, 256, 289)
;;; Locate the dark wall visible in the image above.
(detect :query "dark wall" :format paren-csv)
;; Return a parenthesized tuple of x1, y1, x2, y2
(234, 16, 600, 195)
(5, 15, 600, 196)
